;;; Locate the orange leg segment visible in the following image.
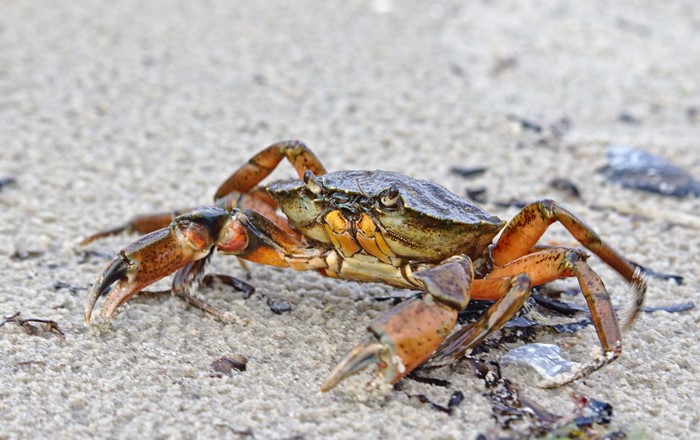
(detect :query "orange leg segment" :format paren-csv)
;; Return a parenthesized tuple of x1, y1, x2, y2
(79, 209, 193, 245)
(425, 273, 532, 369)
(492, 199, 646, 327)
(214, 140, 327, 199)
(429, 245, 630, 386)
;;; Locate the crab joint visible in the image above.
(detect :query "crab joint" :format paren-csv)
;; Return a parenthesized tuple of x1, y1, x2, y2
(216, 213, 249, 253)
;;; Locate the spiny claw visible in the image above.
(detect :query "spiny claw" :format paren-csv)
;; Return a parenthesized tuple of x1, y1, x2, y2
(84, 207, 232, 325)
(320, 336, 385, 392)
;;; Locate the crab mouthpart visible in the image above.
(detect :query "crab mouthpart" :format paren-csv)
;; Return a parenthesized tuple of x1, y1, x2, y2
(320, 336, 391, 392)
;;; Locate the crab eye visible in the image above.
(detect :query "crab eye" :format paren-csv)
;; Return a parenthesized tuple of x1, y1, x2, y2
(379, 185, 400, 207)
(303, 170, 323, 195)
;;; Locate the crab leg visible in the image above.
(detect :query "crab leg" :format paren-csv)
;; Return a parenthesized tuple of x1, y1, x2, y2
(320, 256, 475, 392)
(214, 139, 327, 199)
(423, 273, 532, 367)
(79, 210, 193, 245)
(427, 248, 623, 385)
(79, 188, 285, 245)
(492, 199, 646, 327)
(488, 248, 622, 353)
(81, 139, 316, 245)
(163, 189, 302, 312)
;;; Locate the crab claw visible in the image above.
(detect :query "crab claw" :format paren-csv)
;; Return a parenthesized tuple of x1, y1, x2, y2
(84, 253, 130, 324)
(320, 336, 385, 392)
(320, 298, 458, 392)
(84, 207, 232, 325)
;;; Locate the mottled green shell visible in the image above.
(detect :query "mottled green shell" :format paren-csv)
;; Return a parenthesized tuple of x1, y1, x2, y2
(266, 170, 505, 261)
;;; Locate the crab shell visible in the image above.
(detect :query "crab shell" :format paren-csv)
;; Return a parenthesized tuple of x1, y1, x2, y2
(266, 170, 506, 262)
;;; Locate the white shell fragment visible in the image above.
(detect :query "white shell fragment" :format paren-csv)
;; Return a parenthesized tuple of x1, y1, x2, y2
(500, 343, 580, 381)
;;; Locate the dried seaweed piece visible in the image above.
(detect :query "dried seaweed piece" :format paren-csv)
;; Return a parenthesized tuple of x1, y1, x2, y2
(573, 396, 613, 427)
(457, 300, 496, 324)
(401, 380, 464, 415)
(617, 111, 642, 125)
(632, 262, 683, 285)
(504, 316, 591, 334)
(0, 177, 17, 190)
(75, 249, 115, 263)
(54, 281, 87, 295)
(371, 295, 405, 306)
(493, 199, 528, 209)
(450, 166, 488, 179)
(0, 312, 65, 340)
(469, 358, 560, 434)
(507, 114, 544, 133)
(407, 394, 453, 414)
(406, 391, 466, 415)
(210, 354, 248, 377)
(452, 316, 540, 357)
(490, 56, 518, 77)
(540, 394, 620, 438)
(471, 359, 620, 438)
(534, 284, 581, 298)
(600, 145, 700, 197)
(407, 373, 451, 387)
(11, 248, 44, 261)
(533, 292, 694, 317)
(549, 178, 581, 199)
(549, 117, 573, 138)
(14, 360, 47, 369)
(267, 299, 292, 315)
(506, 115, 572, 147)
(465, 187, 488, 204)
(213, 423, 254, 437)
(641, 302, 694, 314)
(202, 274, 256, 298)
(447, 391, 464, 409)
(531, 294, 585, 316)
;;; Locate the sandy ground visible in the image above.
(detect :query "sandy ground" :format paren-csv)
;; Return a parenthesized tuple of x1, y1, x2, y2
(1, 0, 699, 438)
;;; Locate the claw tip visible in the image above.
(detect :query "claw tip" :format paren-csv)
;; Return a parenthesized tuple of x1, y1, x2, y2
(320, 337, 384, 392)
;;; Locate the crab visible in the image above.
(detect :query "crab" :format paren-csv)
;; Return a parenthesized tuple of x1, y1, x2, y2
(82, 140, 647, 391)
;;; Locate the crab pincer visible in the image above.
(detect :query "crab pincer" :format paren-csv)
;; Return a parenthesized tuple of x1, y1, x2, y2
(320, 298, 460, 391)
(84, 207, 231, 324)
(321, 257, 477, 391)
